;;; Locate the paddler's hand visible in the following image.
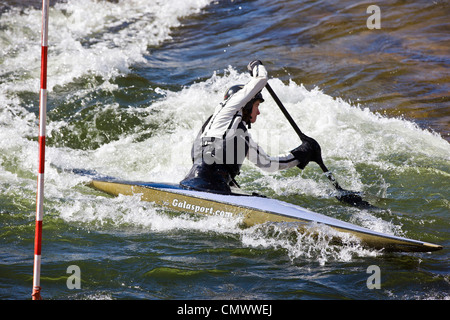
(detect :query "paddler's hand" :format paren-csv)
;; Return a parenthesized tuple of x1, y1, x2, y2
(290, 135, 323, 170)
(247, 60, 263, 75)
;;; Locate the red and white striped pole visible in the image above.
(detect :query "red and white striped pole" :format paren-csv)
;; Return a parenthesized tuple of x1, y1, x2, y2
(32, 0, 49, 301)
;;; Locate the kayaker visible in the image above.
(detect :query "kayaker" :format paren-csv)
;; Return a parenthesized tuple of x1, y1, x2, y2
(180, 60, 315, 194)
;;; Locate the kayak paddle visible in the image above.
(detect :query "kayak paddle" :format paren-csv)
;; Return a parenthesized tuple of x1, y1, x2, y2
(265, 83, 372, 208)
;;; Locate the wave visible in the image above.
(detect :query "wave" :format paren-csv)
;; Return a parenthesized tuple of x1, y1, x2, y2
(1, 0, 448, 266)
(0, 0, 212, 91)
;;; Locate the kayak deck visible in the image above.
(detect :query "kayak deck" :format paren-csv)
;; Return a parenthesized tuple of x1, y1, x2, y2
(88, 179, 443, 253)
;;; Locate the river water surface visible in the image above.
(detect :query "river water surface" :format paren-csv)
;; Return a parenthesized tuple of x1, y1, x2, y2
(0, 0, 449, 300)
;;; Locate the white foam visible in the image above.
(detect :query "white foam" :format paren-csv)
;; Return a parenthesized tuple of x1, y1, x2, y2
(1, 1, 448, 264)
(0, 0, 213, 96)
(241, 222, 380, 265)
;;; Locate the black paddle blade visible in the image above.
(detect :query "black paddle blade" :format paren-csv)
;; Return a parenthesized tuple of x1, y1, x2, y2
(336, 190, 373, 209)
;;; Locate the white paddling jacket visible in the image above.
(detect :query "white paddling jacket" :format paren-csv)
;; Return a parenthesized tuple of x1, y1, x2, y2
(190, 64, 300, 180)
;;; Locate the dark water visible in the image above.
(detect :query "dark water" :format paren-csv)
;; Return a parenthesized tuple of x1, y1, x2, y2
(0, 0, 449, 301)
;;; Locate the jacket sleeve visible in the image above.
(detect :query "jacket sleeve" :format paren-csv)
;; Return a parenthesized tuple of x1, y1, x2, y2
(246, 133, 299, 172)
(226, 64, 268, 111)
(203, 65, 268, 139)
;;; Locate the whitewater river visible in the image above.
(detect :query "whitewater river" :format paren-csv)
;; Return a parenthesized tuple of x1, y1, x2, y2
(0, 0, 449, 300)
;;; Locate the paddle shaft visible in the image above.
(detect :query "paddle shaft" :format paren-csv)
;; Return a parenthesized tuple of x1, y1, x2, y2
(265, 83, 344, 191)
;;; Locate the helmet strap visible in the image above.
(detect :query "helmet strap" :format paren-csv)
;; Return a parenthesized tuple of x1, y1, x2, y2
(243, 98, 258, 129)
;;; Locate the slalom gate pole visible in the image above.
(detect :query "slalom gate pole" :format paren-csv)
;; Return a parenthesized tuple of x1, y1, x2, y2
(32, 0, 49, 301)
